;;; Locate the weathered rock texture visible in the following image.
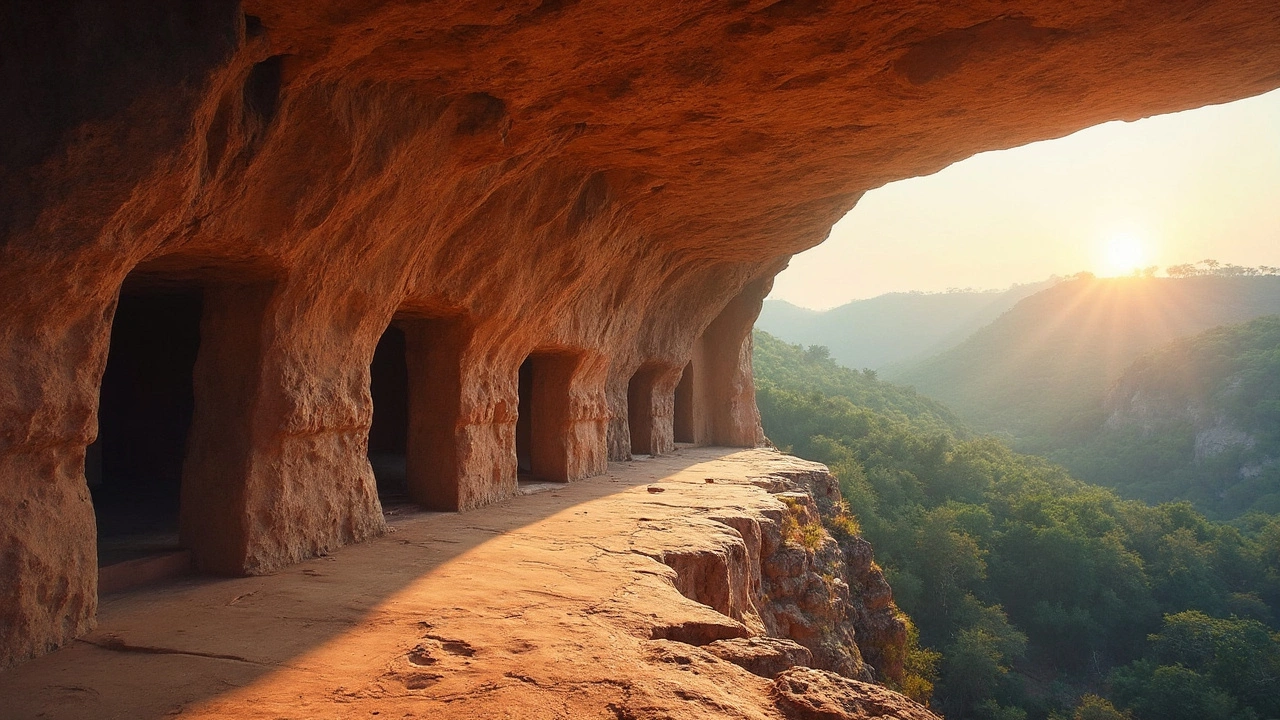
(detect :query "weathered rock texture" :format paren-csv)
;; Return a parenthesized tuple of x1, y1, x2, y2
(774, 667, 942, 720)
(640, 456, 906, 685)
(3, 0, 1280, 668)
(707, 636, 815, 679)
(0, 448, 929, 719)
(752, 469, 906, 683)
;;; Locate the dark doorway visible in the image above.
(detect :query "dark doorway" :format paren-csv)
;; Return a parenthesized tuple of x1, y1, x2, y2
(673, 362, 694, 443)
(628, 366, 659, 456)
(369, 325, 409, 499)
(516, 357, 534, 475)
(90, 288, 201, 567)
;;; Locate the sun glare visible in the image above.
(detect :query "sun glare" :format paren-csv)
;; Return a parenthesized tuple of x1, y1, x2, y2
(1100, 232, 1149, 276)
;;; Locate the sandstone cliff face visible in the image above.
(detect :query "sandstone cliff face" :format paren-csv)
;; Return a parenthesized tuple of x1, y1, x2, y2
(647, 458, 907, 687)
(3, 0, 1280, 668)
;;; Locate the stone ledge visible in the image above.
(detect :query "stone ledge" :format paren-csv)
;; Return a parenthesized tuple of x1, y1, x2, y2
(0, 447, 929, 720)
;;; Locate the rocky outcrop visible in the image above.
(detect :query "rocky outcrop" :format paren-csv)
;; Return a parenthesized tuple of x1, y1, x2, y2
(707, 636, 814, 678)
(755, 469, 906, 684)
(774, 667, 943, 720)
(1106, 377, 1260, 461)
(1099, 315, 1280, 511)
(4, 0, 1280, 668)
(646, 456, 907, 685)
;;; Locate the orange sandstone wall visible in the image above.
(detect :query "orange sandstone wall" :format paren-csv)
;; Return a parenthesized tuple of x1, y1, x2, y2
(2, 0, 1279, 669)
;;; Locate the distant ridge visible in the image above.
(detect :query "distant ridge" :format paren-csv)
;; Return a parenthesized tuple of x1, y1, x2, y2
(757, 279, 1057, 370)
(892, 274, 1280, 450)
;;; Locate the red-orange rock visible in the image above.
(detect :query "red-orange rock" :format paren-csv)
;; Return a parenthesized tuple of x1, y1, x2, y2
(708, 636, 815, 678)
(2, 0, 1279, 669)
(774, 667, 943, 720)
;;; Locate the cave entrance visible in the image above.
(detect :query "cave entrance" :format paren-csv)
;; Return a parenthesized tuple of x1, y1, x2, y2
(628, 365, 661, 456)
(369, 325, 410, 501)
(89, 283, 202, 587)
(673, 362, 695, 444)
(369, 316, 468, 510)
(516, 351, 579, 482)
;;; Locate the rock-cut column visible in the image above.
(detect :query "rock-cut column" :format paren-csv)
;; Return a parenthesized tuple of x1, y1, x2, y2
(179, 282, 279, 573)
(183, 280, 387, 575)
(695, 276, 771, 448)
(0, 272, 108, 669)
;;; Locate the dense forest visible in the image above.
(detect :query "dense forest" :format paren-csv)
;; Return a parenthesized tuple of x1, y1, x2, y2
(754, 330, 1280, 720)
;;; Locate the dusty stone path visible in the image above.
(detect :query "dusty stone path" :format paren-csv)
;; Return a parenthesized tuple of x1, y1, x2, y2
(1, 448, 853, 719)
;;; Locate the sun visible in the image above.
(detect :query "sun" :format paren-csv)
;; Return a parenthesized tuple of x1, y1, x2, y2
(1100, 232, 1149, 276)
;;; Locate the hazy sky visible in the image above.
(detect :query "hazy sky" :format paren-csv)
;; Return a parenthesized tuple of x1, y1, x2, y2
(769, 88, 1280, 310)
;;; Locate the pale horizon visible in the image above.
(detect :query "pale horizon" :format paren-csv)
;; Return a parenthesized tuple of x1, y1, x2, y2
(769, 88, 1280, 311)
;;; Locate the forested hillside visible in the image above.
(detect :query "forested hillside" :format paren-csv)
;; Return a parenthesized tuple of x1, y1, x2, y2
(753, 331, 961, 432)
(892, 274, 1280, 451)
(756, 279, 1055, 370)
(754, 330, 1280, 720)
(1050, 315, 1280, 517)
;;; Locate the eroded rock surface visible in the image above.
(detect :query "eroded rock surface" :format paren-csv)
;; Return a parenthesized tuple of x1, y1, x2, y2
(634, 455, 906, 684)
(752, 466, 907, 683)
(707, 637, 814, 679)
(774, 667, 943, 720)
(0, 448, 930, 719)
